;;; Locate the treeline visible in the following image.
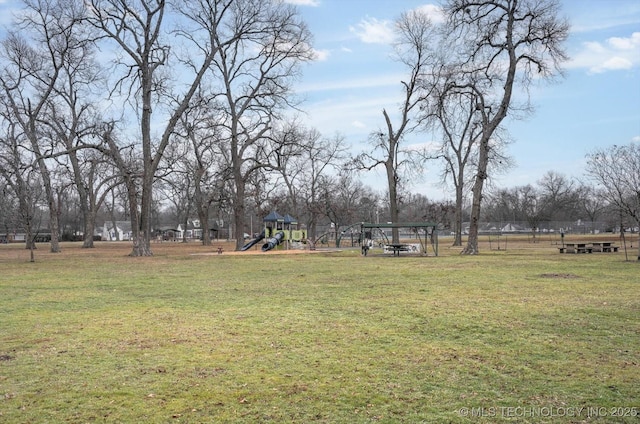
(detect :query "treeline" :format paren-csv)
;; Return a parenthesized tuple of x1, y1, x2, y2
(1, 0, 637, 260)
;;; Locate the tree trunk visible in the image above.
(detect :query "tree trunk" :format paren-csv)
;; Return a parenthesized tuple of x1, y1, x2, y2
(307, 219, 317, 243)
(83, 212, 96, 248)
(193, 174, 211, 246)
(124, 171, 150, 256)
(233, 180, 246, 251)
(453, 181, 464, 246)
(67, 145, 95, 248)
(461, 137, 490, 255)
(130, 65, 155, 257)
(181, 214, 189, 243)
(198, 205, 212, 246)
(383, 110, 401, 244)
(46, 177, 61, 253)
(387, 172, 400, 244)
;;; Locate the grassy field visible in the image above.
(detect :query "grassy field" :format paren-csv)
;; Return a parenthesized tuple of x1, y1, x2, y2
(0, 235, 638, 423)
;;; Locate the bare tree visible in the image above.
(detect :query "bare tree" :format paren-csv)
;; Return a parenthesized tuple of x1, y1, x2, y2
(586, 143, 640, 261)
(40, 54, 109, 247)
(270, 121, 346, 241)
(520, 184, 544, 242)
(537, 171, 579, 222)
(100, 122, 144, 245)
(300, 132, 347, 242)
(161, 101, 229, 245)
(199, 0, 314, 250)
(157, 161, 194, 242)
(0, 179, 18, 241)
(103, 177, 130, 241)
(354, 9, 436, 244)
(0, 0, 94, 253)
(0, 122, 45, 261)
(321, 172, 363, 247)
(444, 0, 569, 254)
(578, 183, 607, 233)
(87, 0, 234, 256)
(268, 120, 308, 220)
(426, 78, 482, 246)
(423, 69, 514, 247)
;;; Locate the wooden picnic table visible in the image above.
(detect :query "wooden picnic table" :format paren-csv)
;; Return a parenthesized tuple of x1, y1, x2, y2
(559, 242, 618, 254)
(560, 243, 592, 254)
(600, 242, 618, 252)
(586, 242, 618, 253)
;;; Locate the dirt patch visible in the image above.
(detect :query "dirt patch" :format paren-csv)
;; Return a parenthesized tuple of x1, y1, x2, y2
(539, 273, 580, 279)
(193, 248, 334, 256)
(0, 354, 15, 361)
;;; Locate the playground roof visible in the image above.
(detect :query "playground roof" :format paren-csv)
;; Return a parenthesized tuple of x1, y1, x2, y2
(263, 211, 284, 222)
(283, 214, 298, 225)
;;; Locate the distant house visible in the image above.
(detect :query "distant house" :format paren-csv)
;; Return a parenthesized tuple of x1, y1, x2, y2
(100, 219, 220, 242)
(102, 221, 133, 241)
(177, 219, 201, 241)
(480, 223, 500, 233)
(175, 219, 219, 241)
(155, 226, 179, 241)
(0, 232, 24, 243)
(501, 223, 524, 233)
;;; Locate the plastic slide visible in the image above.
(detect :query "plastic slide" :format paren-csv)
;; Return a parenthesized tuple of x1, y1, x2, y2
(240, 230, 265, 251)
(261, 231, 285, 251)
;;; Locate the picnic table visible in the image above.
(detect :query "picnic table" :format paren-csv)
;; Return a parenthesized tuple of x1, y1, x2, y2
(386, 243, 412, 256)
(559, 242, 618, 254)
(559, 243, 592, 254)
(599, 242, 619, 252)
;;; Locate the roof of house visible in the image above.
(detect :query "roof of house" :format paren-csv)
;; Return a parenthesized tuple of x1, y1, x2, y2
(103, 221, 132, 232)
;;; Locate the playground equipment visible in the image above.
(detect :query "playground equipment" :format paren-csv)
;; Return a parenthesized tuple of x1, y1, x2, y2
(359, 222, 439, 256)
(262, 231, 285, 251)
(241, 211, 307, 252)
(488, 232, 507, 251)
(241, 229, 265, 251)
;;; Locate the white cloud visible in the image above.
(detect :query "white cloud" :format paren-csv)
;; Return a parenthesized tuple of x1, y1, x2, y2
(569, 32, 640, 74)
(349, 17, 395, 44)
(352, 120, 366, 129)
(609, 34, 640, 50)
(593, 56, 633, 72)
(341, 46, 352, 53)
(283, 0, 320, 6)
(415, 4, 445, 24)
(313, 48, 330, 61)
(632, 136, 640, 143)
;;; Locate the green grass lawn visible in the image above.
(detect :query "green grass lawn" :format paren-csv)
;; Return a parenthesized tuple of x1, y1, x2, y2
(0, 240, 638, 423)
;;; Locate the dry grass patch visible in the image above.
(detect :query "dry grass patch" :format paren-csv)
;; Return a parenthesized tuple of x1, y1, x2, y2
(0, 239, 638, 423)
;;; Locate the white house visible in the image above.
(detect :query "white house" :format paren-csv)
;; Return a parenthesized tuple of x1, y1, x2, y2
(102, 221, 133, 241)
(176, 219, 203, 241)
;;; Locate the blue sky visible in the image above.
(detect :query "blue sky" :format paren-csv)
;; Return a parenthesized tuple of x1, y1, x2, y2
(288, 0, 640, 200)
(1, 0, 638, 201)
